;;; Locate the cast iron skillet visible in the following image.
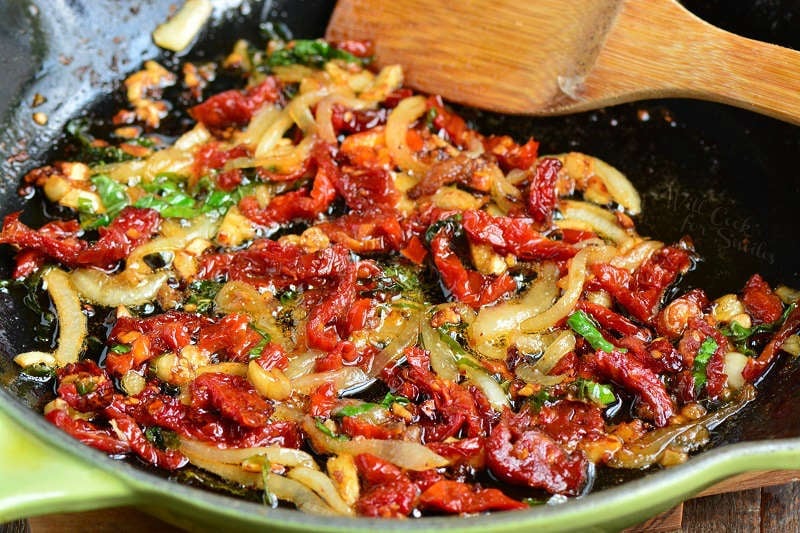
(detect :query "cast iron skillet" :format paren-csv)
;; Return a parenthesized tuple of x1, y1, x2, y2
(1, 1, 800, 530)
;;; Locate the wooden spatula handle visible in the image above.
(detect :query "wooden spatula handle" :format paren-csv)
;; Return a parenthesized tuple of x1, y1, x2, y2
(582, 0, 800, 124)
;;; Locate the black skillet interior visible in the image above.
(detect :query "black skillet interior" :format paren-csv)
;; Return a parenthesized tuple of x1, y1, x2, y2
(1, 0, 800, 496)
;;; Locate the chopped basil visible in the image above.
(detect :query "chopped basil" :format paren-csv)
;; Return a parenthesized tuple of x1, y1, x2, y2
(144, 426, 181, 450)
(185, 280, 223, 314)
(75, 378, 96, 395)
(66, 118, 133, 165)
(111, 344, 132, 354)
(567, 310, 626, 353)
(692, 337, 719, 391)
(576, 378, 616, 407)
(721, 303, 795, 355)
(424, 214, 463, 244)
(266, 39, 367, 69)
(248, 325, 271, 359)
(314, 418, 349, 440)
(333, 392, 410, 418)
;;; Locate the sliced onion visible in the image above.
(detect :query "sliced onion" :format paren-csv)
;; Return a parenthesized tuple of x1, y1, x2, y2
(285, 351, 321, 380)
(461, 366, 510, 411)
(102, 124, 210, 184)
(302, 417, 449, 471)
(227, 135, 314, 175)
(385, 95, 428, 175)
(180, 439, 318, 468)
(515, 364, 567, 386)
(266, 474, 339, 516)
(559, 200, 632, 245)
(723, 352, 749, 390)
(248, 360, 291, 401)
(121, 370, 146, 396)
(70, 269, 167, 307)
(42, 269, 86, 366)
(610, 239, 663, 272)
(181, 450, 263, 486)
(521, 245, 615, 333)
(469, 262, 559, 358)
(286, 466, 354, 516)
(609, 386, 755, 469)
(553, 152, 641, 214)
(291, 367, 369, 395)
(421, 318, 459, 382)
(490, 170, 524, 214)
(126, 214, 218, 274)
(533, 330, 576, 374)
(237, 105, 281, 149)
(13, 350, 57, 369)
(367, 310, 421, 378)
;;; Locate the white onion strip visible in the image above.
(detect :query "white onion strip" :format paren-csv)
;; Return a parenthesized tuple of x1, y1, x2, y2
(469, 262, 559, 358)
(559, 200, 632, 245)
(385, 95, 429, 175)
(521, 246, 615, 333)
(70, 269, 167, 307)
(36, 269, 86, 367)
(302, 417, 449, 471)
(286, 466, 354, 516)
(532, 330, 576, 374)
(179, 439, 318, 469)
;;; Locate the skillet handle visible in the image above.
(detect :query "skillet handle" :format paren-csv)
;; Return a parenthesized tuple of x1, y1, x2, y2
(0, 409, 139, 522)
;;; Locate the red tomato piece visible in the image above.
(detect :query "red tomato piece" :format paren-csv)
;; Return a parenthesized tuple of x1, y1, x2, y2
(418, 480, 527, 514)
(191, 372, 273, 428)
(527, 157, 561, 225)
(461, 209, 577, 261)
(486, 421, 588, 496)
(189, 77, 281, 130)
(742, 274, 784, 324)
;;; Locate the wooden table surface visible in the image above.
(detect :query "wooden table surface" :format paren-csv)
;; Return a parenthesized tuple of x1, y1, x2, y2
(8, 478, 799, 532)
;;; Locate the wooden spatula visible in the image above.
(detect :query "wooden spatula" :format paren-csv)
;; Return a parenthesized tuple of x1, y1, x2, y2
(326, 0, 800, 124)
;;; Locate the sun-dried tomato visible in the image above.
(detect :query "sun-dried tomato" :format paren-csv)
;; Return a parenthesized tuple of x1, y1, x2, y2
(74, 207, 161, 270)
(486, 418, 588, 495)
(254, 343, 289, 371)
(590, 349, 675, 427)
(239, 142, 338, 225)
(56, 361, 116, 413)
(577, 300, 646, 340)
(190, 372, 273, 428)
(422, 96, 470, 145)
(419, 480, 527, 514)
(308, 382, 337, 418)
(528, 157, 561, 225)
(429, 224, 517, 309)
(196, 313, 263, 362)
(333, 165, 398, 212)
(46, 408, 131, 455)
(339, 416, 404, 440)
(535, 400, 606, 448)
(316, 212, 404, 254)
(330, 104, 388, 134)
(105, 401, 187, 470)
(483, 135, 540, 172)
(355, 453, 419, 518)
(189, 77, 281, 130)
(742, 274, 784, 324)
(461, 209, 576, 262)
(110, 311, 210, 356)
(427, 437, 485, 469)
(744, 303, 800, 382)
(591, 245, 693, 324)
